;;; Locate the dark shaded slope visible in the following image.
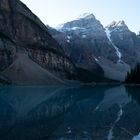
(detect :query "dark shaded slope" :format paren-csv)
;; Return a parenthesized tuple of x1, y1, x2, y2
(0, 0, 77, 84)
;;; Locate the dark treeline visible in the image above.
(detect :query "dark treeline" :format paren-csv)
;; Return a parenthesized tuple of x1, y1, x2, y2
(125, 64, 140, 84)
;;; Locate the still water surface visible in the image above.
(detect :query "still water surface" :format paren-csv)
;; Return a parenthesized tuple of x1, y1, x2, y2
(0, 85, 140, 140)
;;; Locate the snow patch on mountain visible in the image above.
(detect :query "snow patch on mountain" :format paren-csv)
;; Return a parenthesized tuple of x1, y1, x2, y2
(67, 40, 70, 43)
(57, 26, 86, 32)
(67, 35, 71, 39)
(66, 36, 71, 43)
(132, 133, 140, 140)
(105, 28, 122, 62)
(82, 35, 87, 38)
(70, 27, 85, 30)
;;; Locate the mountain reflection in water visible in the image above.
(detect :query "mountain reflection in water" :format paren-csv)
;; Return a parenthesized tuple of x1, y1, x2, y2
(0, 85, 140, 140)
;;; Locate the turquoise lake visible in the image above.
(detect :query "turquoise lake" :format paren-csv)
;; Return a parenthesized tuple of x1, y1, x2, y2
(0, 85, 140, 140)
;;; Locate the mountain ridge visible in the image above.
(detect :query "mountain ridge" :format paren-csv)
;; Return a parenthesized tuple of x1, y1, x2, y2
(48, 13, 140, 81)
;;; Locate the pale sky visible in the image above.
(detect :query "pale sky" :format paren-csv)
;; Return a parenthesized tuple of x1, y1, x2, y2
(21, 0, 140, 33)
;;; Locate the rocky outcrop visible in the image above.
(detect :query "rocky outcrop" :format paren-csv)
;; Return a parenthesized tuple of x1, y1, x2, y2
(0, 36, 16, 71)
(27, 48, 76, 79)
(0, 0, 77, 84)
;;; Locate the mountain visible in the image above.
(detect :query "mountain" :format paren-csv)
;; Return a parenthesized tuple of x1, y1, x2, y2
(49, 13, 140, 81)
(1, 1, 139, 84)
(105, 20, 140, 66)
(56, 13, 118, 62)
(0, 0, 78, 85)
(49, 13, 123, 81)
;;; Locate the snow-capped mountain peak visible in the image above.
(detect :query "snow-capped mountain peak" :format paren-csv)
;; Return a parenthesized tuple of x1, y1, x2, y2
(106, 20, 129, 33)
(106, 20, 126, 28)
(55, 13, 96, 31)
(116, 20, 125, 26)
(78, 13, 95, 20)
(55, 23, 65, 30)
(55, 13, 103, 32)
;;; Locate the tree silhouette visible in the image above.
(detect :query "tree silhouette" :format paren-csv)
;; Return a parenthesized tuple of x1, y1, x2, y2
(125, 63, 140, 84)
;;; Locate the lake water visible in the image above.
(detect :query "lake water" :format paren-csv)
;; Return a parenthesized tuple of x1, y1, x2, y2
(0, 85, 140, 140)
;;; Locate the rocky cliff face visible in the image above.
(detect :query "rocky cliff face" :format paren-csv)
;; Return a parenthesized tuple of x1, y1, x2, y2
(49, 13, 122, 81)
(49, 14, 140, 81)
(0, 0, 77, 84)
(105, 21, 140, 66)
(55, 13, 118, 63)
(0, 36, 16, 71)
(106, 21, 136, 49)
(49, 14, 129, 81)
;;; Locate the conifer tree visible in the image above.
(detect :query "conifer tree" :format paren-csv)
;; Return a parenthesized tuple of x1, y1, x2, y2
(125, 63, 140, 84)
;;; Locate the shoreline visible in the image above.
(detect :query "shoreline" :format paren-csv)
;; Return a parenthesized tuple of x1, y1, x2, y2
(1, 82, 140, 87)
